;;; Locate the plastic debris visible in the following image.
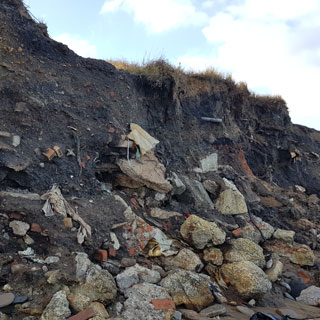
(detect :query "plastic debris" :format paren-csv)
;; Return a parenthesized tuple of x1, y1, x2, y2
(41, 185, 91, 244)
(201, 117, 223, 123)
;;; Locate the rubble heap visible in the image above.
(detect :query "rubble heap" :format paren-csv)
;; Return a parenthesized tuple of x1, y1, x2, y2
(1, 1, 320, 319)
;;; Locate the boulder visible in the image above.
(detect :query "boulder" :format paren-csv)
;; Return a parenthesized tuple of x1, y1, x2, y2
(116, 264, 161, 291)
(117, 152, 172, 193)
(180, 215, 226, 249)
(122, 283, 174, 320)
(160, 269, 214, 311)
(40, 290, 71, 320)
(203, 248, 223, 266)
(224, 238, 265, 268)
(162, 248, 203, 272)
(273, 229, 295, 243)
(221, 261, 272, 299)
(69, 264, 117, 312)
(215, 189, 247, 215)
(264, 241, 315, 266)
(296, 286, 320, 306)
(180, 176, 215, 211)
(235, 216, 274, 243)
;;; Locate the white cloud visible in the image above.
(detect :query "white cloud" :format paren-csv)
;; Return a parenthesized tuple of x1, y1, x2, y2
(100, 0, 208, 33)
(178, 0, 320, 129)
(54, 34, 97, 58)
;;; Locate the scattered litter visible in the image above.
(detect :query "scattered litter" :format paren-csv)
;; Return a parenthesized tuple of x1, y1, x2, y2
(110, 232, 120, 250)
(41, 185, 91, 244)
(18, 247, 35, 257)
(53, 145, 63, 157)
(42, 148, 56, 160)
(66, 148, 75, 156)
(127, 123, 159, 155)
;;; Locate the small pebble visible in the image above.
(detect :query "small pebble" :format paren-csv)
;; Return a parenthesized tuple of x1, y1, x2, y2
(13, 296, 28, 304)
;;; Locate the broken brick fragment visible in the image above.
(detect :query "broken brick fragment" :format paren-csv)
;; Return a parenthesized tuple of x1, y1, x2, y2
(30, 223, 41, 233)
(151, 299, 175, 310)
(94, 249, 108, 262)
(63, 218, 73, 228)
(232, 228, 243, 237)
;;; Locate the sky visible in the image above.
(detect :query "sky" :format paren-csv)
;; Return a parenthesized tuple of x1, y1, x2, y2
(23, 0, 320, 130)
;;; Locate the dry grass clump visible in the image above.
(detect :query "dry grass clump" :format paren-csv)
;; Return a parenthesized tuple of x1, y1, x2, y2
(107, 58, 286, 109)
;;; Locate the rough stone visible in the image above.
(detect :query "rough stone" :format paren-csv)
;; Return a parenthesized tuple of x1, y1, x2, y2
(296, 285, 320, 306)
(116, 264, 161, 291)
(236, 306, 255, 317)
(162, 248, 203, 272)
(169, 173, 186, 196)
(75, 252, 92, 278)
(69, 264, 117, 312)
(117, 152, 172, 193)
(264, 241, 315, 266)
(273, 229, 295, 243)
(160, 269, 214, 311)
(150, 208, 182, 220)
(199, 304, 227, 317)
(199, 153, 218, 173)
(239, 216, 275, 243)
(180, 215, 226, 249)
(179, 309, 208, 320)
(122, 283, 174, 320)
(9, 220, 30, 236)
(224, 238, 265, 268)
(215, 189, 248, 215)
(221, 261, 272, 299)
(0, 293, 14, 308)
(120, 257, 136, 268)
(203, 248, 223, 266)
(180, 176, 215, 211)
(202, 180, 220, 196)
(266, 260, 283, 282)
(40, 290, 71, 320)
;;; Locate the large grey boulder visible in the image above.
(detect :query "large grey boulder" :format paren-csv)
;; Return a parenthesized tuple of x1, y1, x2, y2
(180, 176, 215, 211)
(122, 283, 175, 320)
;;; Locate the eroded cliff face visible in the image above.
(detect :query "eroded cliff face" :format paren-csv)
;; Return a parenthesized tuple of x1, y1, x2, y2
(1, 2, 320, 319)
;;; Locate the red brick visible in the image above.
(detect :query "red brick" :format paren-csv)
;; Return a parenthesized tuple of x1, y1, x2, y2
(94, 249, 108, 262)
(30, 223, 41, 233)
(9, 213, 22, 220)
(67, 308, 94, 320)
(151, 299, 175, 310)
(298, 270, 311, 283)
(232, 228, 243, 237)
(129, 247, 136, 256)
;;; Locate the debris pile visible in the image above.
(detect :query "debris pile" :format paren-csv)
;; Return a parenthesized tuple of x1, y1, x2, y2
(1, 1, 320, 319)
